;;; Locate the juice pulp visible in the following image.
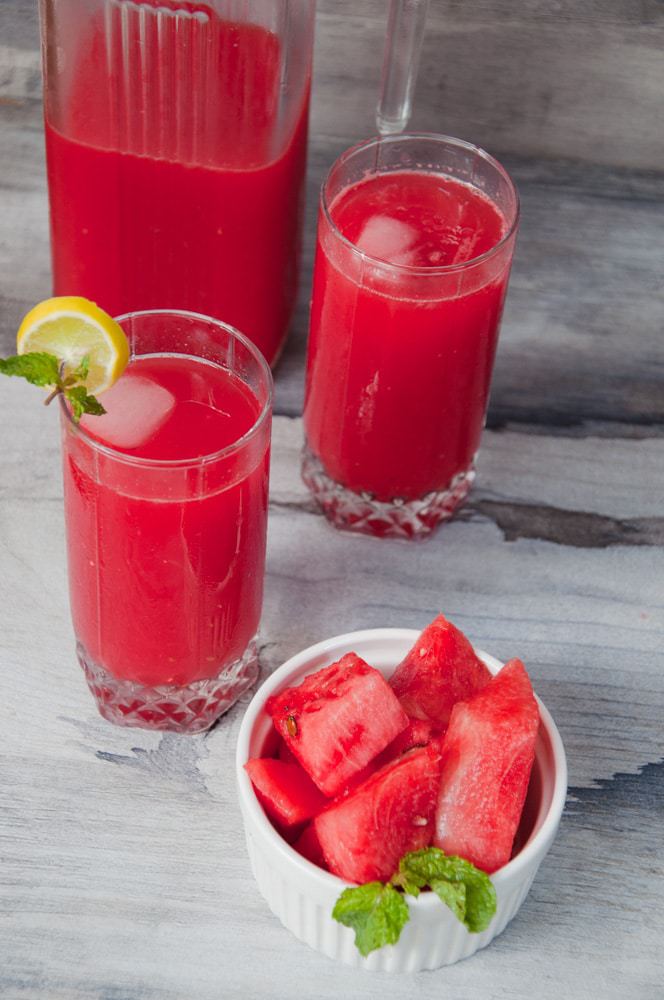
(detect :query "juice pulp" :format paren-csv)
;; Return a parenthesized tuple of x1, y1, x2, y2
(62, 355, 269, 687)
(45, 12, 309, 365)
(304, 171, 511, 502)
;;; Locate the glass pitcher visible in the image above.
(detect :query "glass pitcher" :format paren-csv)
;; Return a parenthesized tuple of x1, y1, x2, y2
(39, 0, 315, 365)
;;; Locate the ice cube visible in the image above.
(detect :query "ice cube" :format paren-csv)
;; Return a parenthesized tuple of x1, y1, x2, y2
(355, 214, 418, 266)
(81, 374, 176, 450)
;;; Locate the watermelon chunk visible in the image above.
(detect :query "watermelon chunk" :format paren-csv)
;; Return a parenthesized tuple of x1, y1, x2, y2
(314, 744, 442, 883)
(266, 653, 409, 797)
(370, 717, 439, 773)
(276, 738, 298, 766)
(335, 717, 442, 800)
(390, 614, 491, 726)
(434, 658, 540, 873)
(335, 759, 378, 797)
(292, 822, 328, 869)
(244, 758, 328, 829)
(332, 719, 433, 795)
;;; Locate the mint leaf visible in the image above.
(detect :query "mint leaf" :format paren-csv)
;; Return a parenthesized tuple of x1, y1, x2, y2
(448, 865, 497, 933)
(331, 848, 496, 958)
(0, 352, 59, 387)
(332, 882, 409, 957)
(393, 868, 422, 898)
(1, 349, 107, 422)
(64, 385, 106, 423)
(430, 878, 467, 924)
(72, 354, 90, 381)
(398, 847, 496, 933)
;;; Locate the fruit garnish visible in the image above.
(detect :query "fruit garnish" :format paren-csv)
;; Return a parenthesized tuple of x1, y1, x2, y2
(392, 847, 497, 932)
(332, 847, 497, 957)
(17, 297, 129, 394)
(0, 297, 130, 421)
(0, 352, 105, 421)
(332, 882, 409, 957)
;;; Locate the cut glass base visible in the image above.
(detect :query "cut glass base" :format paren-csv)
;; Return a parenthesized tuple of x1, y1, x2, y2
(78, 637, 259, 733)
(301, 445, 475, 540)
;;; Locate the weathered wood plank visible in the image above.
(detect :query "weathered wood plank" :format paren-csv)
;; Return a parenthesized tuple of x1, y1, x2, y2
(313, 1, 664, 172)
(0, 0, 39, 57)
(0, 392, 662, 999)
(1, 384, 663, 791)
(0, 102, 51, 345)
(0, 103, 662, 431)
(1, 743, 661, 1000)
(2, 0, 664, 171)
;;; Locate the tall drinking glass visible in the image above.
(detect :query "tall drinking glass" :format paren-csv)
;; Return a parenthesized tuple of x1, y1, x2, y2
(61, 311, 273, 732)
(302, 134, 519, 539)
(39, 0, 315, 366)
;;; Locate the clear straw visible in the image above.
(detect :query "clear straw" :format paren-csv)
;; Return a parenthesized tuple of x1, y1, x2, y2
(376, 0, 430, 135)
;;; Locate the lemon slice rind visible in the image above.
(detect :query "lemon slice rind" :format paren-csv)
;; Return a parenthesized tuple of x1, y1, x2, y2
(16, 296, 130, 395)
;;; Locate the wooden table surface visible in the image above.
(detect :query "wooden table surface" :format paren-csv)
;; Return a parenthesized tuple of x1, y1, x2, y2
(1, 3, 663, 998)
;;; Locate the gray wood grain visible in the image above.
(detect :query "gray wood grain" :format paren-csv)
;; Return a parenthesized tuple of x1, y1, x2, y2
(1, 1, 663, 428)
(2, 1, 664, 170)
(0, 387, 663, 998)
(0, 102, 663, 431)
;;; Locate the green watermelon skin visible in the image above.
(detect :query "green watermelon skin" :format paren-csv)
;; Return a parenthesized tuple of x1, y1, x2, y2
(266, 653, 409, 797)
(244, 758, 328, 829)
(389, 614, 491, 726)
(434, 658, 540, 873)
(314, 744, 442, 884)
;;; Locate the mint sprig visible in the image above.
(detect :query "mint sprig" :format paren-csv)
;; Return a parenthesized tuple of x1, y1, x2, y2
(332, 847, 497, 957)
(332, 883, 409, 957)
(0, 351, 106, 422)
(0, 352, 60, 386)
(394, 847, 497, 933)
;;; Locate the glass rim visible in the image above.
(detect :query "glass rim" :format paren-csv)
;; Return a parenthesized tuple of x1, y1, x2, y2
(60, 308, 274, 469)
(320, 131, 521, 276)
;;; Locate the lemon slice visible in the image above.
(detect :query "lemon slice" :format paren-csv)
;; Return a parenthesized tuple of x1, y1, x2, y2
(16, 296, 130, 395)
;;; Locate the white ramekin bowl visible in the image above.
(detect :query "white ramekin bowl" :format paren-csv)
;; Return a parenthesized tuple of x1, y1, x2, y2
(235, 628, 567, 972)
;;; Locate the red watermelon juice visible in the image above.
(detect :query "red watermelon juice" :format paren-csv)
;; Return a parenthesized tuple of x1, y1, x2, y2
(61, 312, 272, 732)
(303, 135, 519, 538)
(44, 8, 310, 365)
